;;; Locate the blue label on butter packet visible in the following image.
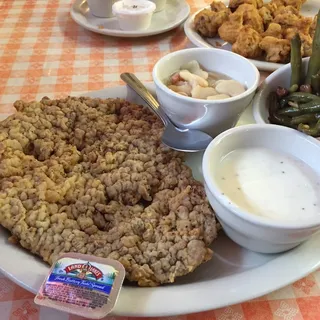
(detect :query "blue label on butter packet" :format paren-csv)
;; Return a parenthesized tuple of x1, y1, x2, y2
(47, 258, 118, 295)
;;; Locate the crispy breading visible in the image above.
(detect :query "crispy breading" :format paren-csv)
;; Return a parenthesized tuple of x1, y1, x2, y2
(262, 23, 283, 38)
(232, 26, 262, 58)
(259, 36, 291, 62)
(274, 5, 300, 17)
(282, 16, 313, 56)
(259, 6, 274, 26)
(229, 0, 263, 11)
(235, 4, 264, 33)
(194, 8, 230, 38)
(270, 0, 305, 9)
(263, 2, 278, 16)
(283, 28, 313, 57)
(299, 33, 313, 56)
(210, 0, 230, 13)
(218, 4, 263, 44)
(293, 16, 313, 35)
(256, 0, 263, 8)
(273, 12, 301, 28)
(283, 0, 305, 10)
(218, 12, 244, 44)
(0, 97, 218, 287)
(270, 0, 285, 7)
(310, 14, 318, 39)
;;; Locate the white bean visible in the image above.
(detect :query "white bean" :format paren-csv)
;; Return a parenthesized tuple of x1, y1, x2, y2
(168, 83, 192, 96)
(179, 70, 208, 88)
(191, 85, 218, 99)
(215, 80, 245, 97)
(181, 60, 208, 79)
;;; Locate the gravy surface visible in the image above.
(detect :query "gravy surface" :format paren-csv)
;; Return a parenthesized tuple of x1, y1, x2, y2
(215, 148, 320, 221)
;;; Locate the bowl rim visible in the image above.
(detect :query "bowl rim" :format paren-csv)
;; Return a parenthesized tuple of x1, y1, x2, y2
(253, 57, 310, 124)
(202, 123, 320, 230)
(152, 48, 260, 104)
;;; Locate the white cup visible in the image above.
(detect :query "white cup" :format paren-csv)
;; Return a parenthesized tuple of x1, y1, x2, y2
(112, 0, 156, 31)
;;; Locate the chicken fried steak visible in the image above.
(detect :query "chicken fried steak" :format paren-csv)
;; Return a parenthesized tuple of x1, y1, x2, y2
(0, 97, 218, 287)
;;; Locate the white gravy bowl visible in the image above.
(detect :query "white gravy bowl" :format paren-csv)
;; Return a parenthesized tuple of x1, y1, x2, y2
(202, 124, 320, 254)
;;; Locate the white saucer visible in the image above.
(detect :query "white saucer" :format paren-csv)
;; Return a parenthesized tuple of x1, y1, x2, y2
(70, 0, 190, 38)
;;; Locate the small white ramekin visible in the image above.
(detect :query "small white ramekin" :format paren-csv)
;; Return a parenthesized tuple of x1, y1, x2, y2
(112, 0, 156, 31)
(87, 0, 116, 18)
(202, 124, 320, 254)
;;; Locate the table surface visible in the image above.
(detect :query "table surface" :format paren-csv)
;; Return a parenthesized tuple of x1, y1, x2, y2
(1, 1, 320, 319)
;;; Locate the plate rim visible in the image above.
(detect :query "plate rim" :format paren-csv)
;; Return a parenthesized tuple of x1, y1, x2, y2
(1, 84, 320, 317)
(70, 0, 190, 38)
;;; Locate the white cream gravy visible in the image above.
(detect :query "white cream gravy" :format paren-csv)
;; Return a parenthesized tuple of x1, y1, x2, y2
(215, 147, 320, 221)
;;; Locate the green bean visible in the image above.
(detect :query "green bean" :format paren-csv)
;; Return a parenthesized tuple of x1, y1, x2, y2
(306, 10, 320, 84)
(311, 73, 320, 95)
(291, 114, 318, 125)
(298, 120, 320, 137)
(277, 106, 320, 116)
(289, 84, 299, 93)
(290, 34, 302, 88)
(280, 92, 320, 106)
(288, 92, 320, 101)
(270, 113, 293, 127)
(299, 100, 320, 112)
(268, 92, 292, 127)
(277, 107, 303, 116)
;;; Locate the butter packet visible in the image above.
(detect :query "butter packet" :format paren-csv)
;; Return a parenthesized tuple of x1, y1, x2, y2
(34, 253, 125, 319)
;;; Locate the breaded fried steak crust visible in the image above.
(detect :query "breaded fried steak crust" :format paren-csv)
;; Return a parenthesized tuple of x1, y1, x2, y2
(0, 97, 218, 286)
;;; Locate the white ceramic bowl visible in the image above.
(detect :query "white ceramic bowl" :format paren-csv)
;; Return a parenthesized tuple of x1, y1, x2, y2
(152, 48, 260, 137)
(253, 58, 310, 124)
(202, 124, 320, 254)
(87, 0, 116, 18)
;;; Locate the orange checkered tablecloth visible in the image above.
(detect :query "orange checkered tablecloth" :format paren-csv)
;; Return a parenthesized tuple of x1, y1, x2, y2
(1, 1, 320, 319)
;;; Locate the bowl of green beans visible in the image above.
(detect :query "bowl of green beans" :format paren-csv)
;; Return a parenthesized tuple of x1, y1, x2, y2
(253, 11, 320, 137)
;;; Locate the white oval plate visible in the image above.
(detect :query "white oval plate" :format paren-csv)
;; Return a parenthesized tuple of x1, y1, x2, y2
(70, 0, 190, 38)
(1, 84, 320, 317)
(184, 0, 318, 72)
